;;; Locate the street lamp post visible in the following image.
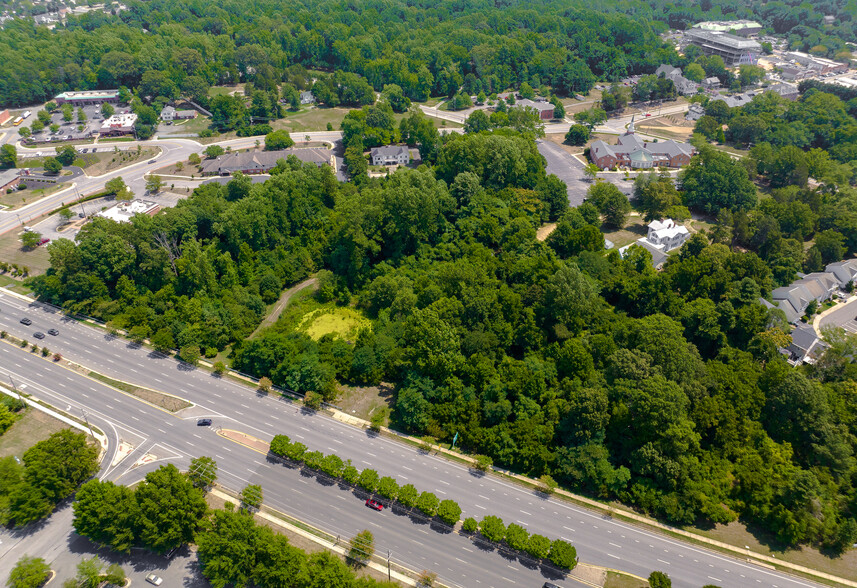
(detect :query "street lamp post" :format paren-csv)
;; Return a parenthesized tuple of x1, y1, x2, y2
(81, 408, 94, 438)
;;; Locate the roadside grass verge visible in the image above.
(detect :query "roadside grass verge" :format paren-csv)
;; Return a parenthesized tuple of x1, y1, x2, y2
(86, 371, 192, 412)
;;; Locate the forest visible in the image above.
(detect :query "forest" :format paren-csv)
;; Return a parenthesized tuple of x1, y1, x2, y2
(0, 0, 673, 107)
(29, 116, 857, 553)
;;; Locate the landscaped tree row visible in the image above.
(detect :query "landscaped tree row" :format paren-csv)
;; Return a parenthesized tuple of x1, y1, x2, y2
(269, 434, 578, 570)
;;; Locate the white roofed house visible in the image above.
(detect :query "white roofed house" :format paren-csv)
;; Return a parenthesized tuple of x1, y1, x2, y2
(646, 219, 690, 252)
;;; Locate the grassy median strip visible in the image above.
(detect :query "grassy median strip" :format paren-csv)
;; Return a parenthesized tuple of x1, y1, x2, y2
(86, 371, 191, 412)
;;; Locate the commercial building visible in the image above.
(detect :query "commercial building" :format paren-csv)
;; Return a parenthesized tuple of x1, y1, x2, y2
(96, 200, 161, 223)
(55, 90, 120, 106)
(199, 148, 335, 176)
(784, 52, 849, 75)
(0, 169, 21, 191)
(371, 145, 410, 166)
(692, 20, 763, 37)
(100, 113, 137, 136)
(0, 110, 10, 126)
(685, 28, 761, 65)
(654, 64, 699, 96)
(589, 117, 695, 170)
(516, 99, 556, 120)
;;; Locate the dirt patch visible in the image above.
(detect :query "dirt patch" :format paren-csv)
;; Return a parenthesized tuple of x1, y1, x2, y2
(249, 277, 318, 338)
(219, 429, 270, 453)
(336, 384, 394, 422)
(86, 371, 192, 412)
(0, 406, 70, 458)
(536, 223, 557, 242)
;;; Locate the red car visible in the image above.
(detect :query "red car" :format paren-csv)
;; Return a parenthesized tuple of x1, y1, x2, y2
(38, 237, 50, 246)
(365, 498, 384, 511)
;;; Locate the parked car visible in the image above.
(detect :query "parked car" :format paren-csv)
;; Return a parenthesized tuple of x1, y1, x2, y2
(33, 332, 45, 339)
(197, 418, 212, 426)
(19, 318, 31, 325)
(38, 237, 50, 246)
(48, 328, 59, 336)
(145, 574, 163, 586)
(365, 498, 384, 511)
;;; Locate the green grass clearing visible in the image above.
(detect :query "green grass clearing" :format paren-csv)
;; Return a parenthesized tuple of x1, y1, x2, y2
(603, 571, 648, 588)
(0, 226, 52, 276)
(0, 403, 70, 459)
(271, 107, 352, 134)
(298, 307, 370, 342)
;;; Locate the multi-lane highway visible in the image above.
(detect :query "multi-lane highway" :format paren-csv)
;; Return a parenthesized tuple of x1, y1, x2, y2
(0, 291, 833, 588)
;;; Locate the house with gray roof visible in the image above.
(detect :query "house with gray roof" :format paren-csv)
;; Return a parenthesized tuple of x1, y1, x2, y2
(515, 99, 555, 120)
(785, 324, 827, 365)
(771, 271, 839, 323)
(654, 64, 700, 96)
(199, 148, 335, 176)
(825, 259, 857, 288)
(371, 145, 410, 166)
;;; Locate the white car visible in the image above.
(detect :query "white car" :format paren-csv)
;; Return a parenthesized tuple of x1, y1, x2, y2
(145, 574, 163, 586)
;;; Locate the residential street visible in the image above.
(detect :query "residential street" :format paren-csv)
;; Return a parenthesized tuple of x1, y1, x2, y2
(0, 291, 832, 588)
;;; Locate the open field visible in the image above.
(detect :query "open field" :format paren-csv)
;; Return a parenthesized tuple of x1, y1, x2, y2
(0, 226, 52, 275)
(695, 520, 857, 583)
(601, 214, 647, 249)
(0, 404, 70, 459)
(0, 182, 66, 210)
(335, 384, 393, 422)
(298, 306, 371, 342)
(271, 107, 351, 134)
(166, 115, 211, 135)
(83, 146, 160, 177)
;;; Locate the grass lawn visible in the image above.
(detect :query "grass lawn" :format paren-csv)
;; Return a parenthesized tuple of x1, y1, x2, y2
(208, 85, 243, 98)
(97, 136, 135, 143)
(0, 403, 70, 459)
(0, 273, 34, 294)
(0, 228, 51, 276)
(602, 214, 647, 249)
(81, 147, 160, 177)
(165, 115, 212, 135)
(0, 182, 66, 211)
(271, 106, 352, 134)
(694, 521, 857, 583)
(603, 571, 647, 588)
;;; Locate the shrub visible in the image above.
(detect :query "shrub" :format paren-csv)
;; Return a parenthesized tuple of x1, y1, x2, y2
(526, 534, 551, 559)
(269, 434, 291, 456)
(398, 483, 418, 508)
(302, 450, 323, 470)
(19, 339, 26, 348)
(462, 517, 478, 533)
(437, 499, 462, 526)
(41, 347, 50, 357)
(538, 474, 558, 495)
(258, 376, 272, 392)
(474, 454, 493, 472)
(548, 539, 577, 570)
(377, 476, 399, 500)
(304, 390, 323, 409)
(342, 464, 359, 485)
(8, 555, 51, 588)
(648, 571, 671, 588)
(213, 361, 226, 375)
(357, 469, 379, 493)
(505, 523, 530, 552)
(479, 516, 506, 543)
(416, 491, 439, 517)
(53, 353, 61, 362)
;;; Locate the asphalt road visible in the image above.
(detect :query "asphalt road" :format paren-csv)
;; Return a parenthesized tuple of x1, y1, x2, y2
(817, 298, 857, 333)
(0, 292, 831, 588)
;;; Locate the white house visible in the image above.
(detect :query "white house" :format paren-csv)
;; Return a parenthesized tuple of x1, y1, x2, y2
(160, 106, 197, 121)
(371, 145, 409, 166)
(300, 91, 315, 105)
(646, 219, 690, 252)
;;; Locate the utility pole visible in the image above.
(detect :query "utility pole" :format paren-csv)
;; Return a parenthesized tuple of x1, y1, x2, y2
(8, 375, 25, 410)
(386, 550, 391, 582)
(81, 408, 94, 438)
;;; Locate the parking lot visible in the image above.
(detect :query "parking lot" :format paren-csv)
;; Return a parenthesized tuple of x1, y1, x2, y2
(818, 297, 857, 333)
(15, 104, 133, 145)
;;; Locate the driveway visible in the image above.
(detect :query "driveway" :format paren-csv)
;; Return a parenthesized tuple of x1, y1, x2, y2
(537, 139, 634, 207)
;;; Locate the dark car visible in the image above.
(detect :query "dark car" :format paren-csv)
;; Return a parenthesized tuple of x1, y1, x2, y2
(33, 332, 45, 339)
(365, 498, 384, 511)
(148, 159, 156, 164)
(543, 583, 562, 588)
(48, 328, 59, 336)
(19, 318, 31, 325)
(197, 418, 212, 426)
